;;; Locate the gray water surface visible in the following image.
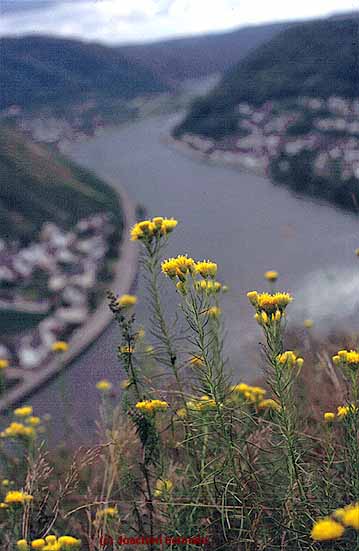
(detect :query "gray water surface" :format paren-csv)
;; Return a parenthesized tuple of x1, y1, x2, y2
(29, 115, 359, 443)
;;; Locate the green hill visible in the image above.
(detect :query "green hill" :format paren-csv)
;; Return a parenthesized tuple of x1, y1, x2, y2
(175, 17, 359, 139)
(0, 36, 169, 112)
(0, 125, 122, 242)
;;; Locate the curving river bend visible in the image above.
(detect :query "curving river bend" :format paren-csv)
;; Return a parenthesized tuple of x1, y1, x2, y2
(29, 115, 359, 443)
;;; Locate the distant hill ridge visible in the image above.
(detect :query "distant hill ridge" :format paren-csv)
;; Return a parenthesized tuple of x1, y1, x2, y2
(120, 20, 296, 85)
(175, 16, 359, 139)
(0, 35, 169, 111)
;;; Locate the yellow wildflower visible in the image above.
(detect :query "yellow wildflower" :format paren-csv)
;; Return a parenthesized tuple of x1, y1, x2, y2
(2, 479, 9, 486)
(135, 399, 169, 413)
(0, 359, 9, 369)
(277, 351, 303, 369)
(31, 540, 45, 549)
(333, 349, 359, 372)
(162, 255, 195, 281)
(196, 280, 222, 293)
(161, 258, 178, 278)
(96, 380, 112, 392)
(264, 270, 278, 282)
(304, 319, 314, 329)
(261, 311, 269, 325)
(51, 340, 68, 353)
(14, 405, 33, 417)
(337, 403, 358, 418)
(0, 502, 8, 508)
(26, 416, 41, 426)
(258, 399, 281, 411)
(189, 355, 204, 367)
(154, 479, 173, 497)
(57, 536, 81, 548)
(1, 422, 35, 439)
(324, 412, 335, 422)
(4, 490, 33, 504)
(115, 294, 137, 308)
(274, 310, 282, 322)
(175, 255, 195, 275)
(119, 345, 134, 354)
(248, 291, 293, 314)
(176, 408, 187, 418)
(160, 217, 178, 234)
(355, 248, 359, 256)
(207, 306, 221, 318)
(310, 518, 345, 541)
(195, 260, 217, 278)
(45, 536, 57, 544)
(230, 383, 250, 393)
(17, 540, 28, 551)
(96, 506, 118, 518)
(341, 503, 359, 530)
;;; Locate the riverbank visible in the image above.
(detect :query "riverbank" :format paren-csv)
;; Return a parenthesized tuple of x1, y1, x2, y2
(0, 182, 139, 413)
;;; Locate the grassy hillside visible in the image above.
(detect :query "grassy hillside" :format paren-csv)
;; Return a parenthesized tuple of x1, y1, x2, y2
(120, 20, 295, 85)
(175, 17, 359, 138)
(0, 124, 122, 242)
(0, 36, 169, 112)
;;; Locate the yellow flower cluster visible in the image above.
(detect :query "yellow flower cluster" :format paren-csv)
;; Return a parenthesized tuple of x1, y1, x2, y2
(119, 345, 134, 354)
(257, 398, 281, 412)
(162, 255, 195, 281)
(303, 319, 314, 329)
(14, 406, 33, 417)
(135, 399, 169, 413)
(264, 270, 278, 282)
(230, 383, 266, 403)
(0, 358, 9, 369)
(311, 503, 359, 541)
(17, 535, 81, 550)
(186, 395, 217, 412)
(96, 506, 118, 518)
(96, 380, 112, 392)
(311, 518, 344, 541)
(254, 310, 282, 326)
(247, 291, 293, 315)
(130, 217, 178, 241)
(337, 403, 358, 418)
(207, 306, 221, 318)
(195, 280, 222, 293)
(334, 503, 359, 530)
(161, 256, 218, 283)
(324, 412, 335, 422)
(4, 490, 33, 505)
(154, 479, 173, 497)
(195, 260, 217, 279)
(277, 351, 304, 369)
(1, 406, 43, 439)
(115, 294, 137, 308)
(1, 421, 35, 439)
(51, 341, 69, 353)
(333, 349, 359, 372)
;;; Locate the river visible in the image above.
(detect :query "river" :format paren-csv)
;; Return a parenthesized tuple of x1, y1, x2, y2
(28, 115, 359, 444)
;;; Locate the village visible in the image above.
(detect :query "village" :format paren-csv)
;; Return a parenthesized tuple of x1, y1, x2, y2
(0, 212, 115, 370)
(179, 96, 359, 182)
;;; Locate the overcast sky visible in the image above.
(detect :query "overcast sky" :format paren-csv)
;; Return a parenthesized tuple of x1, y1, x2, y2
(0, 0, 357, 44)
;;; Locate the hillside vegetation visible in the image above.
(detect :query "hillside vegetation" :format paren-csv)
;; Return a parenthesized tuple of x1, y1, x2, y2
(0, 36, 169, 112)
(0, 125, 122, 241)
(175, 17, 359, 139)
